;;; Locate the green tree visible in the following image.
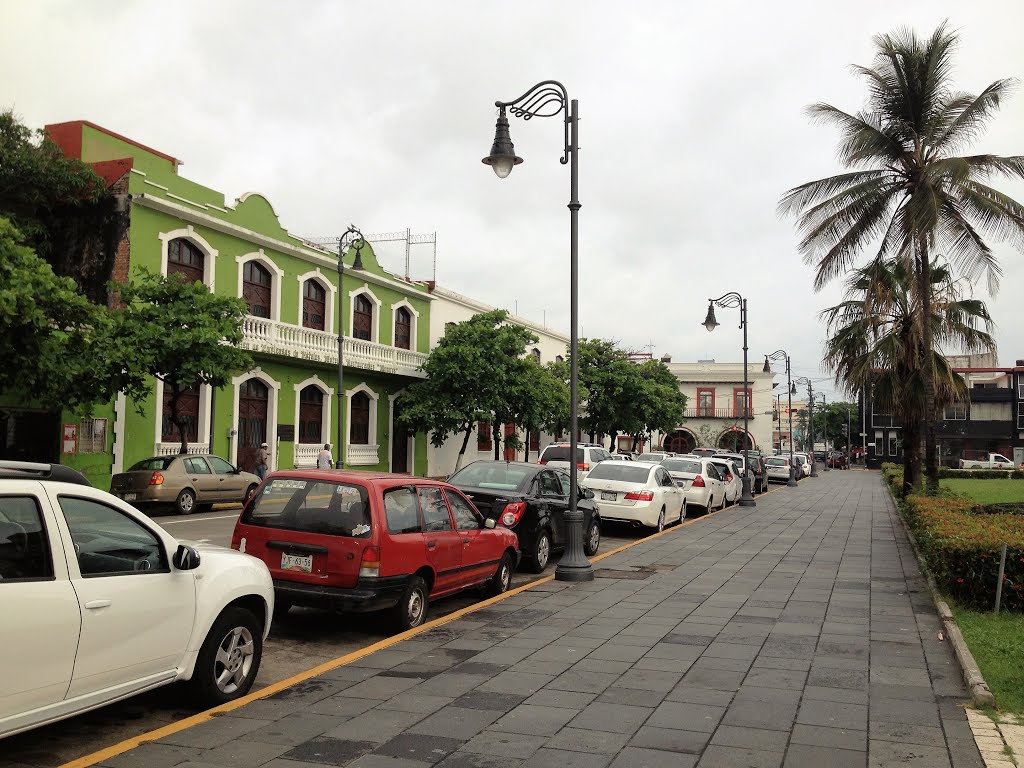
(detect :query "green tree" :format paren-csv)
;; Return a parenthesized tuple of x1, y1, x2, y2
(397, 310, 537, 473)
(821, 257, 993, 493)
(502, 360, 569, 462)
(112, 270, 254, 454)
(811, 401, 858, 450)
(780, 22, 1024, 492)
(0, 217, 141, 410)
(631, 360, 687, 450)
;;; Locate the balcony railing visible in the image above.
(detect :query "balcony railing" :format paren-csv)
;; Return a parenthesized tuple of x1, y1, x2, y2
(155, 442, 209, 456)
(969, 387, 1014, 402)
(240, 316, 427, 378)
(347, 443, 380, 466)
(935, 420, 1012, 439)
(293, 443, 322, 468)
(683, 408, 754, 419)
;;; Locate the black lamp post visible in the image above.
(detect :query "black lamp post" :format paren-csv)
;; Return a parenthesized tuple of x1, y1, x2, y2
(336, 225, 366, 470)
(484, 80, 593, 582)
(814, 392, 830, 471)
(764, 351, 798, 486)
(703, 294, 755, 507)
(793, 376, 817, 477)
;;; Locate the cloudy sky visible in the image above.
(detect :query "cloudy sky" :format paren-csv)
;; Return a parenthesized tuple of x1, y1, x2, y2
(3, 1, 1023, 403)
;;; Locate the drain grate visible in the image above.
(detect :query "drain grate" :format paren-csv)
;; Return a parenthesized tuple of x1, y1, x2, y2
(594, 568, 652, 580)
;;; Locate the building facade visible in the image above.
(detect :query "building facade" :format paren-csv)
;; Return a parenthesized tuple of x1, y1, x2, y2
(657, 361, 776, 454)
(28, 120, 433, 486)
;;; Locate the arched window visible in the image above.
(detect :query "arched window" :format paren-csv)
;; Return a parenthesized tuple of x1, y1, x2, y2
(395, 307, 412, 350)
(555, 355, 564, 364)
(353, 295, 373, 341)
(298, 386, 324, 443)
(302, 279, 326, 331)
(531, 348, 541, 363)
(167, 239, 205, 284)
(243, 262, 272, 318)
(161, 385, 199, 442)
(350, 391, 370, 444)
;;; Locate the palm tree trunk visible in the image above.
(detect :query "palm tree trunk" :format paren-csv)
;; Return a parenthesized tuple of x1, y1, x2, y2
(901, 421, 921, 495)
(917, 245, 939, 493)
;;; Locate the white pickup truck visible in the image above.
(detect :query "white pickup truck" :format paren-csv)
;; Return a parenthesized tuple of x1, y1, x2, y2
(958, 453, 1016, 469)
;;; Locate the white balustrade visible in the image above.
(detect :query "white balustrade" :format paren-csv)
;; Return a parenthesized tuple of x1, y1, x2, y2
(155, 442, 210, 456)
(239, 316, 426, 378)
(293, 443, 322, 467)
(346, 444, 380, 466)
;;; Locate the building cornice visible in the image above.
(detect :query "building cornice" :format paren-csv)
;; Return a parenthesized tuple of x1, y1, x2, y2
(132, 192, 432, 302)
(431, 285, 568, 342)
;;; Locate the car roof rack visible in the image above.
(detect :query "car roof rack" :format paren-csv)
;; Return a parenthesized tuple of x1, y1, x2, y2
(0, 461, 92, 486)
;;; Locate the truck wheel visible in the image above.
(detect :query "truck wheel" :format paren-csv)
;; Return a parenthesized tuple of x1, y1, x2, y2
(190, 606, 263, 706)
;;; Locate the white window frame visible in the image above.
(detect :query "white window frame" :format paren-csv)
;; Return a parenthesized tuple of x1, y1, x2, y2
(293, 375, 334, 446)
(79, 417, 108, 453)
(236, 250, 285, 322)
(349, 286, 382, 343)
(296, 270, 336, 332)
(943, 402, 967, 420)
(874, 431, 884, 458)
(888, 434, 898, 456)
(389, 298, 420, 350)
(388, 389, 414, 473)
(346, 382, 379, 448)
(159, 226, 218, 290)
(153, 380, 212, 455)
(229, 368, 281, 469)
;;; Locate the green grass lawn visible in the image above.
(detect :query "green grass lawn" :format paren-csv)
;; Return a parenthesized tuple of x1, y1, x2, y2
(950, 603, 1024, 714)
(941, 478, 1024, 504)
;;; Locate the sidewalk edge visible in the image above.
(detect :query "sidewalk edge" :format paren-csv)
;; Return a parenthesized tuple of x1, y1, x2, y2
(885, 484, 995, 708)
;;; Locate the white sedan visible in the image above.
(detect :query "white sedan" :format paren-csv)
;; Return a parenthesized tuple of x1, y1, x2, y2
(582, 461, 685, 531)
(706, 458, 743, 505)
(661, 457, 728, 514)
(0, 461, 274, 739)
(765, 455, 794, 483)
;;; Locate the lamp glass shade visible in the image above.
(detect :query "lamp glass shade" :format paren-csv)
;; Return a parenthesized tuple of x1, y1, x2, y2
(702, 304, 719, 332)
(488, 155, 516, 179)
(790, 383, 797, 395)
(762, 357, 771, 373)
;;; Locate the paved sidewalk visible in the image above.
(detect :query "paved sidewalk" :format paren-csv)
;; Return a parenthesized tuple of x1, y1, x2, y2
(99, 471, 983, 768)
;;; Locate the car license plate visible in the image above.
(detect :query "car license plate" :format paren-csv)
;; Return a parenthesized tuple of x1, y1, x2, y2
(123, 493, 136, 502)
(281, 553, 313, 573)
(600, 491, 616, 501)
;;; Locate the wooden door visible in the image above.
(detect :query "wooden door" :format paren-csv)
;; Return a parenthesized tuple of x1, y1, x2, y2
(237, 379, 269, 473)
(391, 398, 408, 473)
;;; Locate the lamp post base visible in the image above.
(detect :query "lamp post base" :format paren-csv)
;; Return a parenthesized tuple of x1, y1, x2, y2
(810, 468, 819, 478)
(554, 510, 594, 582)
(738, 475, 756, 507)
(555, 562, 596, 581)
(787, 469, 798, 487)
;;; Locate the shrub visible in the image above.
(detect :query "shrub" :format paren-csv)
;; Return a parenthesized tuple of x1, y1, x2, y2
(880, 463, 904, 491)
(939, 468, 1024, 480)
(905, 494, 1024, 612)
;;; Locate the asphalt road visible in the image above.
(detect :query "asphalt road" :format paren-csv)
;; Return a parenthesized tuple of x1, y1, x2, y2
(1, 506, 649, 768)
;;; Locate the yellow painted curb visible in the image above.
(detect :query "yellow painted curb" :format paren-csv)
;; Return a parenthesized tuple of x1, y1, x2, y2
(58, 494, 775, 768)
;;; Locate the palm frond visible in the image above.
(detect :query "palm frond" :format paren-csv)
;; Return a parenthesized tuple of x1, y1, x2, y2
(928, 79, 1019, 155)
(777, 170, 889, 218)
(804, 104, 906, 166)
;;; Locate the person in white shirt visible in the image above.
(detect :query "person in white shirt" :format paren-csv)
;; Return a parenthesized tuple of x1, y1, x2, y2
(317, 444, 333, 469)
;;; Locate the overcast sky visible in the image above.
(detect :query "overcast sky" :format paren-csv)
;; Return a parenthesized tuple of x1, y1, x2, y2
(3, 1, 1023, 404)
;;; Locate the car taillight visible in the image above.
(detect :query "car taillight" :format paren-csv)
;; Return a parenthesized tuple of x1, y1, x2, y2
(691, 475, 705, 488)
(577, 463, 589, 471)
(725, 474, 733, 481)
(149, 471, 164, 485)
(537, 460, 547, 465)
(500, 501, 527, 527)
(359, 545, 381, 578)
(624, 491, 654, 501)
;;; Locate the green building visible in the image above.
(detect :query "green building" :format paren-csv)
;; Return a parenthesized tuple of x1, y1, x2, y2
(16, 120, 431, 487)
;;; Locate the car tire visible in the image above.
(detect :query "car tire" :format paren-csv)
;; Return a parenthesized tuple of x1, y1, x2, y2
(392, 575, 429, 631)
(485, 553, 514, 597)
(245, 483, 259, 502)
(175, 488, 196, 515)
(190, 606, 263, 707)
(583, 519, 601, 556)
(654, 508, 666, 532)
(679, 500, 687, 522)
(529, 531, 552, 573)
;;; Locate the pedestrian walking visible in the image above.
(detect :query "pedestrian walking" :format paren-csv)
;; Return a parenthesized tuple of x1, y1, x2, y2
(317, 444, 333, 469)
(255, 441, 269, 479)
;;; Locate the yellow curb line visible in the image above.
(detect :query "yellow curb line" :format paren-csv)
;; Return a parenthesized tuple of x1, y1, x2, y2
(58, 493, 776, 768)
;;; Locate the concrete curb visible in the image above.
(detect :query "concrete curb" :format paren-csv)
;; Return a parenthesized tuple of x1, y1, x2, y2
(884, 482, 996, 708)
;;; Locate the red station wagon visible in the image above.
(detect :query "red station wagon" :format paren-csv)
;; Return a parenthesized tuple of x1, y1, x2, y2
(231, 471, 519, 630)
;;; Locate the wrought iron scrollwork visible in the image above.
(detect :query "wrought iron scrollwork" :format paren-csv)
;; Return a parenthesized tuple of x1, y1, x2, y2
(496, 80, 571, 165)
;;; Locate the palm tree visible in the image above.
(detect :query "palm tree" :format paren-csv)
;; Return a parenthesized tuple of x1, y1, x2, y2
(821, 257, 994, 494)
(780, 22, 1024, 491)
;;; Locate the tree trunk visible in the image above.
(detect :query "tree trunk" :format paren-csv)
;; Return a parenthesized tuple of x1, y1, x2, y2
(166, 382, 189, 455)
(608, 429, 618, 453)
(453, 420, 473, 474)
(918, 245, 939, 493)
(901, 421, 921, 497)
(493, 421, 500, 461)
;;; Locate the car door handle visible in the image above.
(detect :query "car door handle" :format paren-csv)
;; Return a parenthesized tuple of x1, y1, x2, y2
(427, 541, 437, 550)
(85, 599, 111, 609)
(462, 538, 470, 544)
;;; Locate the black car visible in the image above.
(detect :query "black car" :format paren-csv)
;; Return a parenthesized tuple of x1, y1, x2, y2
(447, 460, 602, 573)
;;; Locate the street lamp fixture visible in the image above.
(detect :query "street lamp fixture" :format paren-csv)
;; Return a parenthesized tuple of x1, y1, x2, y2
(703, 293, 754, 507)
(764, 350, 798, 487)
(336, 224, 366, 470)
(484, 80, 593, 583)
(793, 376, 817, 477)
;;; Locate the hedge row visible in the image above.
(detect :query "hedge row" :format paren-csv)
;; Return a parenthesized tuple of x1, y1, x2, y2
(879, 463, 1024, 488)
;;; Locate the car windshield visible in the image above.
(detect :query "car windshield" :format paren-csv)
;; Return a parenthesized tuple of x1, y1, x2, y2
(541, 446, 583, 463)
(127, 457, 174, 472)
(636, 453, 664, 462)
(448, 463, 532, 491)
(586, 463, 652, 483)
(242, 477, 371, 537)
(662, 459, 701, 474)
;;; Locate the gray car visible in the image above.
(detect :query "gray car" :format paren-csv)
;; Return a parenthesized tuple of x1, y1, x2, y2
(111, 454, 261, 514)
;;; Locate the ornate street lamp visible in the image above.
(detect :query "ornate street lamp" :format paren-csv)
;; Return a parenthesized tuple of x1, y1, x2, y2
(813, 393, 830, 471)
(336, 225, 366, 470)
(793, 376, 817, 477)
(703, 294, 755, 507)
(764, 351, 798, 487)
(484, 81, 593, 582)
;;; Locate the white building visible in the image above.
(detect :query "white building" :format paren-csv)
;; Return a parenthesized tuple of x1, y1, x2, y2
(425, 286, 569, 477)
(653, 360, 777, 453)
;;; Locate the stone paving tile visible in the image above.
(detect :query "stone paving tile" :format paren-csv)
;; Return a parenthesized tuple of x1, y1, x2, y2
(782, 744, 865, 768)
(157, 715, 273, 749)
(490, 704, 578, 737)
(568, 701, 653, 735)
(459, 731, 547, 759)
(696, 744, 784, 768)
(95, 743, 204, 768)
(544, 727, 632, 754)
(790, 723, 866, 751)
(407, 705, 505, 740)
(323, 709, 426, 743)
(868, 738, 953, 767)
(609, 747, 698, 768)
